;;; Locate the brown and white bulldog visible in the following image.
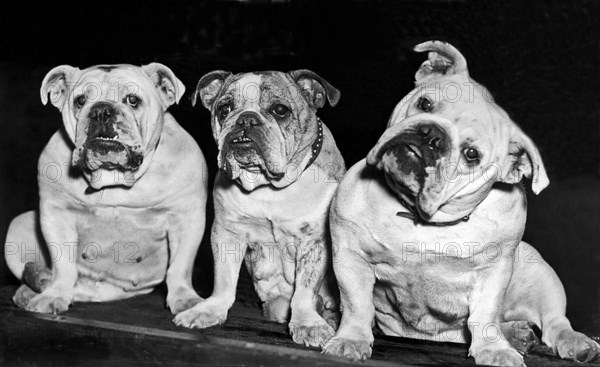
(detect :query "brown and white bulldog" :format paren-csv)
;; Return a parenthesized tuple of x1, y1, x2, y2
(4, 64, 208, 316)
(173, 70, 345, 347)
(322, 41, 599, 366)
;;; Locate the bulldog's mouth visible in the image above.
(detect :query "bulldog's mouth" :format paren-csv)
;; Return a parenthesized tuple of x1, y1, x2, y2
(73, 132, 143, 171)
(219, 126, 288, 183)
(95, 135, 119, 141)
(230, 135, 254, 147)
(86, 137, 125, 153)
(370, 129, 451, 220)
(405, 143, 423, 161)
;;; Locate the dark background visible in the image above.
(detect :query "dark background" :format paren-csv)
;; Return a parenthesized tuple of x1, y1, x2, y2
(0, 0, 598, 334)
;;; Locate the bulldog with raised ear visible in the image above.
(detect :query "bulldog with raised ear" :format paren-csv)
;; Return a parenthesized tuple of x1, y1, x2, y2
(322, 41, 599, 366)
(174, 70, 345, 347)
(4, 64, 208, 316)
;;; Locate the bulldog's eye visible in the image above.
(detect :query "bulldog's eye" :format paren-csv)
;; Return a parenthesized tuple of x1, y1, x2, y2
(464, 147, 480, 162)
(218, 103, 232, 119)
(417, 97, 433, 112)
(75, 95, 87, 108)
(271, 104, 289, 118)
(126, 95, 140, 107)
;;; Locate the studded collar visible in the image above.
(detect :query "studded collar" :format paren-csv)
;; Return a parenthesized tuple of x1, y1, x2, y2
(304, 118, 324, 171)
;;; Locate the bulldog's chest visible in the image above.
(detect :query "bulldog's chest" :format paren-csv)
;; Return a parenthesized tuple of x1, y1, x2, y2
(372, 248, 477, 335)
(370, 225, 523, 340)
(350, 176, 527, 336)
(214, 170, 338, 243)
(72, 204, 169, 289)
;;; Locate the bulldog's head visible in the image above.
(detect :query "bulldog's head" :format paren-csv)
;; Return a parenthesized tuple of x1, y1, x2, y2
(193, 70, 340, 191)
(367, 41, 549, 222)
(40, 63, 185, 189)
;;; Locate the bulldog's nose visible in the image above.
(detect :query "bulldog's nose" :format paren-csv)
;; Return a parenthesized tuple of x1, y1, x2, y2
(88, 102, 118, 139)
(417, 124, 447, 150)
(89, 102, 116, 124)
(236, 112, 262, 127)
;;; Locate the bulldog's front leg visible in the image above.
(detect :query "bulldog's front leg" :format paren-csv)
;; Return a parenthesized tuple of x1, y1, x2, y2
(25, 204, 78, 314)
(173, 221, 246, 328)
(468, 256, 525, 367)
(288, 238, 334, 347)
(322, 247, 375, 360)
(165, 197, 206, 314)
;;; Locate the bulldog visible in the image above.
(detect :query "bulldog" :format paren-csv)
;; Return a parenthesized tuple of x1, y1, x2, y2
(4, 64, 208, 316)
(322, 41, 599, 366)
(173, 70, 345, 347)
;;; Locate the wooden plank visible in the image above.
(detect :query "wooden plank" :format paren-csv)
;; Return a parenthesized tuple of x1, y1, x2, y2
(0, 308, 401, 366)
(0, 285, 583, 366)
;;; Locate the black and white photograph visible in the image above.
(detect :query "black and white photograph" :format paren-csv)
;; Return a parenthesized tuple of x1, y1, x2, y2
(0, 1, 598, 366)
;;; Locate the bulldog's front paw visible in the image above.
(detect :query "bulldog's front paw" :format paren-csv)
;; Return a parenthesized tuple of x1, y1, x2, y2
(166, 287, 203, 315)
(172, 298, 228, 328)
(556, 330, 599, 363)
(25, 289, 72, 314)
(289, 316, 335, 347)
(12, 284, 38, 309)
(470, 347, 525, 367)
(322, 337, 372, 361)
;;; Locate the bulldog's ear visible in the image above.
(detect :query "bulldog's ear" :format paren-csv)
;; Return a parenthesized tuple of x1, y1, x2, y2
(414, 41, 469, 82)
(502, 124, 550, 194)
(40, 65, 79, 111)
(288, 69, 341, 109)
(141, 63, 186, 107)
(192, 70, 232, 110)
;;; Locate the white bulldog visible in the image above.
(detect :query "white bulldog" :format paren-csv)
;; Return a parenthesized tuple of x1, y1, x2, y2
(4, 64, 208, 316)
(322, 41, 599, 366)
(173, 70, 345, 347)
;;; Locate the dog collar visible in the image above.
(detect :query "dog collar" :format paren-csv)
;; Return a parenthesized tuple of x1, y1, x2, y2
(304, 118, 324, 170)
(396, 198, 471, 226)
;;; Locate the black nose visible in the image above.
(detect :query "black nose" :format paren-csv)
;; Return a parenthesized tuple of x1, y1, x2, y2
(236, 112, 262, 127)
(417, 124, 447, 150)
(89, 102, 115, 124)
(88, 102, 117, 139)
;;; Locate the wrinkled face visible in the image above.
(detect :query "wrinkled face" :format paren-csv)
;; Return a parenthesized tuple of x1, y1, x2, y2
(41, 63, 184, 189)
(368, 77, 507, 219)
(207, 72, 322, 190)
(367, 41, 548, 221)
(67, 67, 157, 173)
